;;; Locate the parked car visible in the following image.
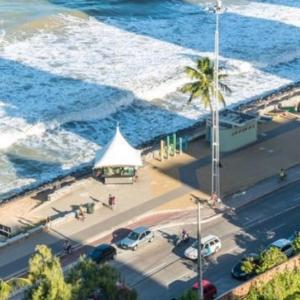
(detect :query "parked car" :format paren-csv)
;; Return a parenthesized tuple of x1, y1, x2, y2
(289, 230, 300, 243)
(192, 279, 217, 300)
(231, 253, 259, 280)
(268, 239, 294, 257)
(184, 235, 221, 260)
(119, 226, 154, 250)
(88, 244, 116, 264)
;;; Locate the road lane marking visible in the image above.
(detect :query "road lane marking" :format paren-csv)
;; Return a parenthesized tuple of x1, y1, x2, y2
(267, 223, 286, 232)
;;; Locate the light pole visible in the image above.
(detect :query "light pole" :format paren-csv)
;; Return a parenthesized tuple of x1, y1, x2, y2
(191, 195, 206, 300)
(196, 199, 203, 300)
(211, 0, 222, 202)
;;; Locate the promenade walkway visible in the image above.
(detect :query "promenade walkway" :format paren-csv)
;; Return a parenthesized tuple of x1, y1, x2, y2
(1, 113, 300, 280)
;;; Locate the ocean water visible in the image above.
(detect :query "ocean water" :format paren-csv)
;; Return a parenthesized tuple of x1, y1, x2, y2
(0, 0, 300, 199)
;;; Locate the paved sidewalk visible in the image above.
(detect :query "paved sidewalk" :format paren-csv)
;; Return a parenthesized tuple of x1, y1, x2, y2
(1, 115, 300, 280)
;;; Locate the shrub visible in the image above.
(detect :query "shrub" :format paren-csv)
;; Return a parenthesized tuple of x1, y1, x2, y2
(179, 289, 197, 300)
(256, 247, 287, 274)
(246, 267, 300, 300)
(292, 233, 300, 253)
(67, 256, 137, 300)
(241, 258, 257, 275)
(0, 280, 11, 300)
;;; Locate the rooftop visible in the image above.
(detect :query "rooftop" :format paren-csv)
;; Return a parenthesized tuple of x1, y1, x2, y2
(207, 109, 257, 128)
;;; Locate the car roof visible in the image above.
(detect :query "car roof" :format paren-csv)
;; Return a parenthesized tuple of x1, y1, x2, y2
(202, 235, 220, 244)
(94, 243, 113, 251)
(132, 226, 149, 234)
(271, 239, 291, 248)
(192, 279, 215, 289)
(244, 253, 259, 258)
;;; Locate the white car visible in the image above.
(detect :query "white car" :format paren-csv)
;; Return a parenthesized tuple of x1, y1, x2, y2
(268, 239, 294, 257)
(184, 235, 221, 260)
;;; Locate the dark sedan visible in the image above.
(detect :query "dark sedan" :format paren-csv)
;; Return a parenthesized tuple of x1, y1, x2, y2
(231, 253, 259, 280)
(88, 244, 116, 264)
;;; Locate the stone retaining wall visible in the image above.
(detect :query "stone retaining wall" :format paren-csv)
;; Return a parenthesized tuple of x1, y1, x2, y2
(218, 254, 300, 300)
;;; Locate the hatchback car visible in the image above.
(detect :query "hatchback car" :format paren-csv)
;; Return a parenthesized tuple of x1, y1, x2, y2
(88, 244, 116, 264)
(231, 253, 259, 280)
(289, 231, 300, 243)
(184, 235, 221, 260)
(268, 239, 294, 257)
(119, 226, 154, 250)
(192, 279, 217, 300)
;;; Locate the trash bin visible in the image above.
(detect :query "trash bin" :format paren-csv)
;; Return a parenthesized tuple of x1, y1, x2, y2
(86, 203, 95, 214)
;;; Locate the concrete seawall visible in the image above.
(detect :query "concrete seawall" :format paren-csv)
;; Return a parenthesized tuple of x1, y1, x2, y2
(2, 81, 300, 206)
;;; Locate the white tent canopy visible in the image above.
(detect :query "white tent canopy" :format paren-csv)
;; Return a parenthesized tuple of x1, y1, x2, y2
(93, 126, 142, 169)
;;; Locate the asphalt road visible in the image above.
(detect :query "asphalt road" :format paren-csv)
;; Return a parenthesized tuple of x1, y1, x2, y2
(111, 181, 300, 300)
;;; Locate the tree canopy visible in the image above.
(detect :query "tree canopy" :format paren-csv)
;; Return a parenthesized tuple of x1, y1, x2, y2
(25, 244, 72, 300)
(256, 247, 288, 274)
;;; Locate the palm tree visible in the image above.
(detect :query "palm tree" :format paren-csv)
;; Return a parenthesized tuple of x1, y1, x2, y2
(181, 57, 231, 110)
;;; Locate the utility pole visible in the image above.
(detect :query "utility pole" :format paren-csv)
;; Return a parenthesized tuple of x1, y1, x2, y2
(196, 199, 203, 300)
(191, 195, 205, 300)
(211, 0, 222, 202)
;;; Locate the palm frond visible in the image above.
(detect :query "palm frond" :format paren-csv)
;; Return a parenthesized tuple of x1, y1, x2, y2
(219, 82, 232, 93)
(185, 66, 201, 79)
(181, 56, 230, 110)
(217, 90, 226, 107)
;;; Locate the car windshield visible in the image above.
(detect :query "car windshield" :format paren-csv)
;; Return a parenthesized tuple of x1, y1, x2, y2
(192, 241, 204, 249)
(128, 231, 139, 241)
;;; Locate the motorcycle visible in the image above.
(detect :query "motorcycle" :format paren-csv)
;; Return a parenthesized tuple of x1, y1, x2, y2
(174, 233, 190, 246)
(63, 242, 73, 255)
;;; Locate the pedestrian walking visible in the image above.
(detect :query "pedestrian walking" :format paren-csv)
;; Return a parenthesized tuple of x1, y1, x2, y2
(111, 195, 116, 210)
(210, 193, 218, 207)
(108, 194, 113, 209)
(77, 205, 86, 221)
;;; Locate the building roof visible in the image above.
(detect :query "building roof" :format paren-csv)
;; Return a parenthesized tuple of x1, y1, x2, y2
(93, 126, 143, 169)
(207, 109, 257, 128)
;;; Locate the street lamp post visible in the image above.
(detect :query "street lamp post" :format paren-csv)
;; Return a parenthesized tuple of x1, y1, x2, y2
(196, 199, 203, 300)
(211, 0, 222, 202)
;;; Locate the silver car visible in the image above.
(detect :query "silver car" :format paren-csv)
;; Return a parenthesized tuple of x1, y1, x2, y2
(119, 226, 154, 251)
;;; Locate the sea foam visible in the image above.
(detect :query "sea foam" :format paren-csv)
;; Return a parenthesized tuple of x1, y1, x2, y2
(0, 0, 300, 199)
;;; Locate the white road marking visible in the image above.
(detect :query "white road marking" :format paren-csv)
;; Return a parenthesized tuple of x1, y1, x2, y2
(267, 223, 286, 231)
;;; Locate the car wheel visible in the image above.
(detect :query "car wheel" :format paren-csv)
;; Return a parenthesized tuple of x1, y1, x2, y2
(133, 245, 138, 251)
(149, 236, 154, 243)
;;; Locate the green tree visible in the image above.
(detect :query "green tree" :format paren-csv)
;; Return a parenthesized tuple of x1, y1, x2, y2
(0, 280, 11, 300)
(25, 244, 71, 300)
(241, 258, 256, 275)
(0, 276, 30, 300)
(256, 247, 288, 274)
(292, 233, 300, 253)
(181, 57, 231, 110)
(178, 289, 197, 300)
(67, 256, 137, 300)
(246, 267, 300, 300)
(285, 292, 300, 300)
